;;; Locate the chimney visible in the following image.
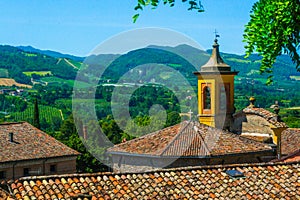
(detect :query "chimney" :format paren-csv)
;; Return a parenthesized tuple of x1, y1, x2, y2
(9, 132, 13, 142)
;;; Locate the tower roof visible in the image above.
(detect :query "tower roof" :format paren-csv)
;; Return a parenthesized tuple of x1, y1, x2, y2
(200, 39, 231, 72)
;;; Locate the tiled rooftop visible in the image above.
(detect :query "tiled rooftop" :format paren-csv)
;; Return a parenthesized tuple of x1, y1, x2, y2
(273, 150, 300, 163)
(242, 107, 287, 128)
(281, 128, 300, 155)
(108, 121, 272, 157)
(241, 134, 272, 143)
(0, 122, 80, 163)
(7, 162, 300, 199)
(0, 188, 10, 199)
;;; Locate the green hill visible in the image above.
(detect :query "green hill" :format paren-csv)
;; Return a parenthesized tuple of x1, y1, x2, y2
(17, 45, 84, 62)
(0, 45, 79, 84)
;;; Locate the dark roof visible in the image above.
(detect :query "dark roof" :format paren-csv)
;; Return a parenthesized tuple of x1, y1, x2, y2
(108, 121, 272, 157)
(242, 107, 287, 128)
(0, 122, 79, 163)
(281, 128, 300, 155)
(8, 162, 300, 199)
(199, 39, 231, 72)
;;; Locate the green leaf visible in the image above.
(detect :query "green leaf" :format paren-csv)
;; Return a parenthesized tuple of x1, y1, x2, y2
(138, 0, 146, 6)
(134, 4, 143, 10)
(132, 14, 140, 23)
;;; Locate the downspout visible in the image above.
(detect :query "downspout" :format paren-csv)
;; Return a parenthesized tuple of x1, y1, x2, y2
(42, 159, 48, 175)
(12, 162, 17, 180)
(277, 132, 282, 160)
(271, 127, 287, 160)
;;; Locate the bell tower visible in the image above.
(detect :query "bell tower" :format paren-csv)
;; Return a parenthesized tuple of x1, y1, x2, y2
(193, 38, 238, 130)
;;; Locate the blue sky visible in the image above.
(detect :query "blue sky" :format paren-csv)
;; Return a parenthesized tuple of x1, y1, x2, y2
(0, 0, 257, 56)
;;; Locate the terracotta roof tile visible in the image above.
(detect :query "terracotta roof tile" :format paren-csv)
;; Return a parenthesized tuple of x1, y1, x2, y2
(6, 162, 300, 199)
(108, 121, 272, 157)
(281, 128, 300, 155)
(240, 135, 272, 143)
(242, 107, 287, 128)
(0, 122, 79, 163)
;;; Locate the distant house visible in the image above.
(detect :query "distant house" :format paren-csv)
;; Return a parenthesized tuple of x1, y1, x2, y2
(0, 122, 80, 180)
(233, 106, 300, 159)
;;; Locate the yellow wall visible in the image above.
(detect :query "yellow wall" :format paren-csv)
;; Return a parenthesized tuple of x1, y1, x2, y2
(196, 74, 236, 128)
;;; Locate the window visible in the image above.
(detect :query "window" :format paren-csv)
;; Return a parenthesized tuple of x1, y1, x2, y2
(23, 168, 30, 176)
(203, 86, 211, 109)
(0, 171, 6, 179)
(201, 83, 212, 114)
(50, 165, 57, 173)
(219, 83, 230, 112)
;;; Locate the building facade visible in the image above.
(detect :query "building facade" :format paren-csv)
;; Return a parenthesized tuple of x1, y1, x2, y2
(0, 122, 79, 180)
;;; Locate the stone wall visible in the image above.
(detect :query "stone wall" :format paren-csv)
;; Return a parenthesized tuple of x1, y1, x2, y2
(111, 151, 274, 173)
(0, 156, 77, 180)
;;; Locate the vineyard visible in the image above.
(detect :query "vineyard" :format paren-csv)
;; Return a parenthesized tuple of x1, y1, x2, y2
(10, 104, 63, 124)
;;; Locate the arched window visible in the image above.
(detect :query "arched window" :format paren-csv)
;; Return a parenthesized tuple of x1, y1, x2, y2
(220, 85, 226, 110)
(220, 83, 230, 111)
(203, 86, 211, 110)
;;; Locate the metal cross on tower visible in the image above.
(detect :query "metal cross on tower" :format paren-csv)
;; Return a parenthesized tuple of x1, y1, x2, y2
(214, 29, 220, 40)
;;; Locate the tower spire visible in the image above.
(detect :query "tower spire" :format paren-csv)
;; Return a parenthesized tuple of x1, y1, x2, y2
(200, 36, 230, 72)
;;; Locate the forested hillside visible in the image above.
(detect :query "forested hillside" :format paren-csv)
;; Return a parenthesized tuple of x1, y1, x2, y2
(0, 45, 78, 84)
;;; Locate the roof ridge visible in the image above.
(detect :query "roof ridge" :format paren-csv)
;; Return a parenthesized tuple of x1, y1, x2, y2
(0, 121, 25, 126)
(16, 160, 300, 181)
(108, 123, 184, 153)
(242, 107, 287, 128)
(192, 122, 211, 155)
(159, 121, 193, 156)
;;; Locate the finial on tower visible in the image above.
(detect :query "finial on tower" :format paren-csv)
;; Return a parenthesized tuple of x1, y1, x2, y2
(214, 29, 220, 43)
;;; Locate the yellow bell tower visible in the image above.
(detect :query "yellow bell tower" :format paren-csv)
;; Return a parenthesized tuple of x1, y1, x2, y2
(193, 38, 238, 130)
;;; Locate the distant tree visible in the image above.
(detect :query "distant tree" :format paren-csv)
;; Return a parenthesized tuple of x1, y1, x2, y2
(33, 98, 40, 129)
(166, 111, 181, 127)
(59, 114, 109, 172)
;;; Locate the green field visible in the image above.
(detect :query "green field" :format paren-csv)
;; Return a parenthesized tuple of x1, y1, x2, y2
(22, 52, 37, 57)
(226, 58, 251, 63)
(290, 76, 300, 81)
(23, 71, 52, 76)
(168, 63, 182, 67)
(10, 104, 63, 123)
(286, 106, 300, 110)
(41, 76, 92, 88)
(247, 69, 260, 76)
